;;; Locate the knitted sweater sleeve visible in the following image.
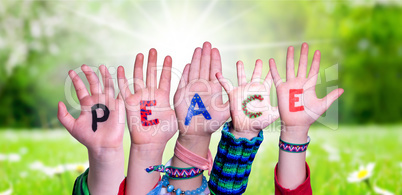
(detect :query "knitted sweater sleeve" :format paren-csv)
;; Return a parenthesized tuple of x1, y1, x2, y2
(208, 122, 263, 195)
(274, 162, 312, 195)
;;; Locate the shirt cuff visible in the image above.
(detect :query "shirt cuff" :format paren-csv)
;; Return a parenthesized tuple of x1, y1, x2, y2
(208, 121, 263, 195)
(274, 162, 312, 195)
(72, 168, 90, 195)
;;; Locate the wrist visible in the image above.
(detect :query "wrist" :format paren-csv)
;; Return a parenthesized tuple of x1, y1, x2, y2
(87, 145, 124, 162)
(131, 143, 165, 156)
(176, 134, 211, 158)
(280, 125, 309, 144)
(129, 143, 165, 168)
(229, 125, 260, 140)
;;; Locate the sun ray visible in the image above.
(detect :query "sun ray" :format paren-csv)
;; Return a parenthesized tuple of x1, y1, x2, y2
(161, 0, 173, 31)
(204, 5, 257, 37)
(179, 0, 189, 30)
(59, 5, 154, 44)
(134, 2, 163, 33)
(187, 0, 218, 37)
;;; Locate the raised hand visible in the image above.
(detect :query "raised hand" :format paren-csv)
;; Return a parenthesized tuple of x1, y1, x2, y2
(58, 65, 125, 153)
(117, 49, 177, 146)
(174, 42, 230, 137)
(169, 42, 230, 191)
(117, 49, 177, 194)
(269, 43, 344, 130)
(216, 59, 279, 139)
(270, 43, 344, 189)
(58, 65, 125, 195)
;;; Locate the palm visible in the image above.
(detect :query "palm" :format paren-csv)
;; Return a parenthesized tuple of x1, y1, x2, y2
(217, 60, 279, 132)
(269, 43, 344, 127)
(125, 89, 176, 145)
(174, 43, 230, 136)
(58, 65, 125, 151)
(117, 49, 177, 145)
(175, 80, 227, 135)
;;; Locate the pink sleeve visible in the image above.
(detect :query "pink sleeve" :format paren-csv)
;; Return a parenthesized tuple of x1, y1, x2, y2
(274, 162, 312, 195)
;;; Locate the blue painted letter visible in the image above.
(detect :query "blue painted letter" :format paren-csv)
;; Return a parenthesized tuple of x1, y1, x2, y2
(185, 93, 211, 125)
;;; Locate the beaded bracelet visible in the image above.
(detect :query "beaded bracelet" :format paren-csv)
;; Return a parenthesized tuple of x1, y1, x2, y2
(278, 136, 311, 153)
(146, 165, 204, 180)
(161, 175, 208, 195)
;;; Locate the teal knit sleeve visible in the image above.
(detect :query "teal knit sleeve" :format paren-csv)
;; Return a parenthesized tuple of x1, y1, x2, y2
(72, 168, 91, 195)
(208, 122, 263, 195)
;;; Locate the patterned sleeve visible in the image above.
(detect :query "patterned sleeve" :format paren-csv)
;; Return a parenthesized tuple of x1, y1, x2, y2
(72, 168, 90, 195)
(208, 122, 264, 195)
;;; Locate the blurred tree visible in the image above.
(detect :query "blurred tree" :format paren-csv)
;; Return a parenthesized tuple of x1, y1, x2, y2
(337, 3, 402, 123)
(0, 1, 104, 128)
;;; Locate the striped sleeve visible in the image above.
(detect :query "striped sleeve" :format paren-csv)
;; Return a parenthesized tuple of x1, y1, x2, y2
(208, 122, 263, 195)
(72, 168, 90, 195)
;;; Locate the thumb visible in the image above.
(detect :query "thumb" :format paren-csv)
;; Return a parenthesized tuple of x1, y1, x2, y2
(321, 88, 344, 111)
(57, 101, 75, 133)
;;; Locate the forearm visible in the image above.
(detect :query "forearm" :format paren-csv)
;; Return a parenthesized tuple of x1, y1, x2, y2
(87, 145, 125, 195)
(169, 134, 211, 190)
(277, 125, 309, 189)
(126, 143, 164, 195)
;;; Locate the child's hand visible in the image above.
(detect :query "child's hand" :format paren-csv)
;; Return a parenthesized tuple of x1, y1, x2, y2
(58, 65, 125, 154)
(118, 49, 177, 194)
(58, 65, 125, 195)
(117, 49, 177, 147)
(269, 43, 344, 133)
(216, 59, 279, 139)
(174, 42, 230, 138)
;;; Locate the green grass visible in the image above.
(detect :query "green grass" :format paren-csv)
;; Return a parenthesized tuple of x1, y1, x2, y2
(1, 126, 401, 194)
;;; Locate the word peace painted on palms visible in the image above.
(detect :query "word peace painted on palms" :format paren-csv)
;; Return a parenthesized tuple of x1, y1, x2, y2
(289, 89, 304, 112)
(185, 93, 211, 125)
(140, 100, 160, 126)
(242, 94, 264, 119)
(91, 104, 110, 132)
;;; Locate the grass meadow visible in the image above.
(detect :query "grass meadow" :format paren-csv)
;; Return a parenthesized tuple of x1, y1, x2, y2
(1, 125, 401, 194)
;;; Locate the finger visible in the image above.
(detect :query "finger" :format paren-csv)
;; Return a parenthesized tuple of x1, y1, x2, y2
(321, 88, 344, 111)
(308, 50, 321, 80)
(297, 42, 309, 78)
(117, 66, 132, 99)
(189, 47, 202, 81)
(146, 49, 158, 89)
(159, 56, 172, 93)
(57, 101, 75, 132)
(177, 64, 190, 89)
(81, 65, 102, 95)
(134, 53, 145, 92)
(69, 70, 90, 101)
(268, 58, 282, 87)
(99, 65, 115, 97)
(199, 42, 212, 80)
(251, 59, 263, 83)
(286, 46, 295, 81)
(210, 48, 222, 81)
(215, 72, 234, 94)
(236, 61, 247, 86)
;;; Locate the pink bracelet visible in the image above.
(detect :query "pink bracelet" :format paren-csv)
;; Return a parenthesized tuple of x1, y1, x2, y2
(174, 141, 213, 175)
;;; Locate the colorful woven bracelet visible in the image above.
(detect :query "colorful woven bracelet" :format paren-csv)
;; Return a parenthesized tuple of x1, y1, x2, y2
(146, 165, 204, 180)
(278, 136, 311, 153)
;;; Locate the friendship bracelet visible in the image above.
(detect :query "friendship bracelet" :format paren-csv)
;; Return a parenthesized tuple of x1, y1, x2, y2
(174, 141, 213, 175)
(278, 136, 311, 153)
(145, 165, 204, 180)
(161, 175, 208, 195)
